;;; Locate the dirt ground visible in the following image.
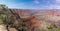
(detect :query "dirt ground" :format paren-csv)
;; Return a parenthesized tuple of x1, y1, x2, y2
(0, 25, 17, 31)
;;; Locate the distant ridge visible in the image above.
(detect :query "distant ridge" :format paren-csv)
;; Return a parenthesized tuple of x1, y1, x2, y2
(8, 9, 60, 17)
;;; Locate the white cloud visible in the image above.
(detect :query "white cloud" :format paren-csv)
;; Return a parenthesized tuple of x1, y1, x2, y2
(0, 0, 60, 9)
(34, 0, 39, 4)
(56, 0, 60, 3)
(42, 5, 60, 9)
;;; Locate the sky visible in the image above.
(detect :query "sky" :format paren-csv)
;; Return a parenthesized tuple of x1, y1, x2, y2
(0, 0, 60, 9)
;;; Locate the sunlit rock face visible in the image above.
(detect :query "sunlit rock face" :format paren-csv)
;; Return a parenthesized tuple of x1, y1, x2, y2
(23, 16, 48, 31)
(0, 25, 7, 31)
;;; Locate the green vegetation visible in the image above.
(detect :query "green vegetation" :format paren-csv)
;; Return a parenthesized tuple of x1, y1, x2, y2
(47, 24, 60, 31)
(48, 24, 57, 29)
(0, 4, 26, 31)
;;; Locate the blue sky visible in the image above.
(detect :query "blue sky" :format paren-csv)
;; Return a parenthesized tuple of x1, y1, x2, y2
(0, 0, 60, 9)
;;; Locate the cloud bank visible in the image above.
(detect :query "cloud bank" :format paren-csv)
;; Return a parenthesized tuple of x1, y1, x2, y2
(0, 0, 60, 9)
